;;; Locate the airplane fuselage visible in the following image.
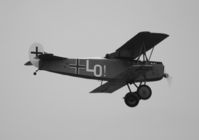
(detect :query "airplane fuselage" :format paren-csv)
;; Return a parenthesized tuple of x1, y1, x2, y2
(39, 57, 164, 82)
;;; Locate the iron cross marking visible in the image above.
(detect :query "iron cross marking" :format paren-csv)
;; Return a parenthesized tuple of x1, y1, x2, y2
(69, 59, 86, 75)
(31, 47, 43, 57)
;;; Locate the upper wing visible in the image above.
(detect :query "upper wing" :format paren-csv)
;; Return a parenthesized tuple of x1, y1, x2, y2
(105, 32, 169, 60)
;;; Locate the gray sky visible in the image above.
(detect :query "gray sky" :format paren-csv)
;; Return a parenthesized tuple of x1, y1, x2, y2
(0, 0, 199, 140)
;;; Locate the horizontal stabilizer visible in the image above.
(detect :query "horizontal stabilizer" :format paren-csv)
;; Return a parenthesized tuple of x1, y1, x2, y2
(24, 61, 32, 66)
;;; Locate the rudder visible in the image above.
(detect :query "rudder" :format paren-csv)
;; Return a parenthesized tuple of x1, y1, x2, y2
(28, 43, 44, 68)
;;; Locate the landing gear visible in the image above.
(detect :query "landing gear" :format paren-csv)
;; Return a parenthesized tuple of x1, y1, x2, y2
(124, 92, 139, 107)
(123, 42, 156, 107)
(137, 85, 152, 100)
(123, 83, 152, 107)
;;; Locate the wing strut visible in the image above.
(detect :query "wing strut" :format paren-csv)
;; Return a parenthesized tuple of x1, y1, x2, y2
(127, 84, 132, 92)
(149, 47, 155, 60)
(136, 43, 149, 62)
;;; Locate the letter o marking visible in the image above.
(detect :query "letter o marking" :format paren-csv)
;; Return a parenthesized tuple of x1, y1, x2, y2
(94, 65, 102, 77)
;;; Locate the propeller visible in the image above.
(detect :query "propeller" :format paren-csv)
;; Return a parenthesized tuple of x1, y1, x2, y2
(163, 73, 172, 86)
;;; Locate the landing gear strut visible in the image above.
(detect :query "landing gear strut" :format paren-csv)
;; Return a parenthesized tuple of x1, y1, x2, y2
(123, 83, 152, 107)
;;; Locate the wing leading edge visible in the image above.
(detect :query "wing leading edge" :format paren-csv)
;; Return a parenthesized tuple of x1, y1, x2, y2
(105, 32, 169, 60)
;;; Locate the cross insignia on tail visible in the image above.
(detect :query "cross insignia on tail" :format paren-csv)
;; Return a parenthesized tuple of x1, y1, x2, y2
(31, 46, 43, 57)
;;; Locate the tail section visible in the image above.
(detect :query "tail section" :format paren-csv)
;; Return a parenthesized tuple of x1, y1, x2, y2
(25, 43, 44, 68)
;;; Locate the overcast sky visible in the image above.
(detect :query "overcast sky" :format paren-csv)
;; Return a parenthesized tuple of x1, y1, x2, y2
(0, 0, 199, 140)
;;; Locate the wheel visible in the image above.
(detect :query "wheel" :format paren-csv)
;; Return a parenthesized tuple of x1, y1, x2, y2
(124, 92, 139, 107)
(137, 85, 152, 100)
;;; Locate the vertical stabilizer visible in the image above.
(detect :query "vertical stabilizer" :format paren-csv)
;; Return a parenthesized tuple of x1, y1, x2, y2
(28, 43, 44, 68)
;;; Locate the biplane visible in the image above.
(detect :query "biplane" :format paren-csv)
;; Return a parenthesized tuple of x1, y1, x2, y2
(25, 31, 169, 107)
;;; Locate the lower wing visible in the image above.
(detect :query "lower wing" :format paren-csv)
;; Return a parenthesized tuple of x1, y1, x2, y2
(90, 66, 138, 93)
(90, 80, 126, 93)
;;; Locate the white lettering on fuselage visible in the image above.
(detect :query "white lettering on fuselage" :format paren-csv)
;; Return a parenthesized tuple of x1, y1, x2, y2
(86, 60, 106, 77)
